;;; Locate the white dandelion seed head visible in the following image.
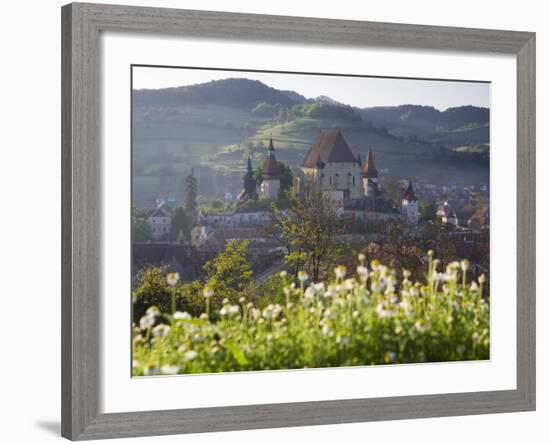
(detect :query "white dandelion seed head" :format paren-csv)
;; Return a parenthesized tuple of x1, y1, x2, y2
(152, 324, 171, 337)
(304, 286, 315, 301)
(139, 315, 156, 330)
(334, 266, 346, 279)
(160, 364, 180, 375)
(173, 311, 191, 320)
(166, 272, 180, 287)
(183, 350, 198, 361)
(145, 306, 160, 318)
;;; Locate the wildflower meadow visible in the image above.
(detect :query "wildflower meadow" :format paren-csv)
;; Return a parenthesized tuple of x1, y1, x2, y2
(132, 253, 489, 376)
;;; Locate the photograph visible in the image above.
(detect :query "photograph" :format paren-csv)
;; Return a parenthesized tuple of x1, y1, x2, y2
(130, 66, 491, 376)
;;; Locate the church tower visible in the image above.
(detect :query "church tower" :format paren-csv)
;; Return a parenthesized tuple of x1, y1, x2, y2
(361, 148, 379, 198)
(237, 156, 257, 201)
(401, 181, 419, 223)
(260, 139, 281, 200)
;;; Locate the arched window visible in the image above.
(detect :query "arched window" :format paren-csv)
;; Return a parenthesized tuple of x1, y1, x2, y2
(352, 175, 356, 186)
(329, 176, 332, 185)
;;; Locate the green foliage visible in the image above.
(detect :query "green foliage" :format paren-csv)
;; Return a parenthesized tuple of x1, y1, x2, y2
(132, 256, 490, 375)
(170, 206, 191, 242)
(185, 168, 198, 215)
(132, 207, 152, 242)
(420, 201, 437, 222)
(253, 161, 294, 190)
(203, 240, 253, 306)
(275, 188, 344, 281)
(133, 267, 207, 320)
(251, 102, 282, 118)
(235, 198, 271, 213)
(303, 102, 362, 122)
(248, 274, 287, 308)
(133, 267, 171, 320)
(199, 199, 235, 214)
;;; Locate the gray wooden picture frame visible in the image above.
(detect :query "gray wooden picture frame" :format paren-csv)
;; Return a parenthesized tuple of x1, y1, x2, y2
(61, 2, 536, 440)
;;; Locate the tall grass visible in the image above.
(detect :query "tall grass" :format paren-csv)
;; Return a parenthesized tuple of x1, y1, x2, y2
(132, 253, 489, 376)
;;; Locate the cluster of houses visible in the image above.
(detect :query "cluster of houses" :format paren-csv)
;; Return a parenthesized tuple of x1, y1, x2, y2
(145, 129, 423, 243)
(135, 129, 489, 283)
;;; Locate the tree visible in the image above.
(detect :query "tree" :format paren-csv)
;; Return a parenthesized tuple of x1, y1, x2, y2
(132, 266, 205, 319)
(170, 206, 191, 242)
(420, 201, 437, 222)
(203, 240, 253, 304)
(185, 167, 198, 217)
(273, 187, 345, 282)
(132, 207, 152, 242)
(361, 220, 458, 282)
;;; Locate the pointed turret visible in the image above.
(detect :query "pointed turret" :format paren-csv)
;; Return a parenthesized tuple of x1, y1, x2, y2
(247, 156, 253, 172)
(403, 181, 418, 201)
(361, 148, 378, 178)
(262, 138, 281, 178)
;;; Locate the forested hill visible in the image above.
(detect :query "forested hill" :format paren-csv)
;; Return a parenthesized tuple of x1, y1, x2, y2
(132, 78, 489, 206)
(360, 104, 489, 146)
(134, 78, 301, 109)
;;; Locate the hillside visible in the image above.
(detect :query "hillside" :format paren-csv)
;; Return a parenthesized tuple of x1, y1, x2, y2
(360, 104, 490, 148)
(132, 79, 489, 207)
(134, 78, 297, 109)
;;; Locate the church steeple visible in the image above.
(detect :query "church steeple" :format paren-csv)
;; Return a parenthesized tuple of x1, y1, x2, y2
(401, 180, 419, 224)
(260, 139, 281, 199)
(403, 180, 418, 201)
(262, 139, 281, 179)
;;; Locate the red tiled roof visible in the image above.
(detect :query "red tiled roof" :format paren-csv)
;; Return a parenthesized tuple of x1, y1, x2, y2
(303, 129, 357, 168)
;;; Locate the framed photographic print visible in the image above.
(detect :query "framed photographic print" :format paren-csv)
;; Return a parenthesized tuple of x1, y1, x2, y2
(61, 2, 536, 440)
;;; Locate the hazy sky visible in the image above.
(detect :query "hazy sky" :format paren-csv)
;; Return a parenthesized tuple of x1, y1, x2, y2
(132, 66, 490, 111)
